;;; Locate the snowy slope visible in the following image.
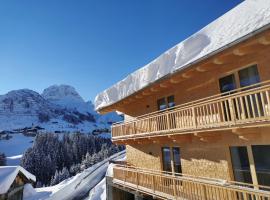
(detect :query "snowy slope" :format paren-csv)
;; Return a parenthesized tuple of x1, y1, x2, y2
(95, 0, 270, 110)
(0, 85, 121, 133)
(24, 151, 126, 200)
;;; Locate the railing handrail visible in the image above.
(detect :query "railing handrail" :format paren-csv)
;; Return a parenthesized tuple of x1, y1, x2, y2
(113, 164, 270, 192)
(112, 80, 270, 126)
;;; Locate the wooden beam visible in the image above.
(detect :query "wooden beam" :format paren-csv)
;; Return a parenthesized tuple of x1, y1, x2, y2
(258, 35, 270, 45)
(150, 87, 159, 92)
(135, 95, 143, 99)
(194, 132, 221, 142)
(247, 145, 259, 189)
(169, 78, 181, 84)
(142, 91, 151, 96)
(168, 135, 192, 143)
(231, 127, 261, 135)
(182, 73, 191, 79)
(232, 49, 245, 56)
(195, 66, 207, 72)
(213, 58, 223, 65)
(160, 83, 169, 88)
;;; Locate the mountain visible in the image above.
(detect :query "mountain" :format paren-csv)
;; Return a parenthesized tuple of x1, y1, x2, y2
(0, 85, 122, 133)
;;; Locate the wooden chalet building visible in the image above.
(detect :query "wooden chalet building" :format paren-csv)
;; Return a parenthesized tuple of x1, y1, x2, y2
(95, 1, 270, 199)
(0, 166, 36, 200)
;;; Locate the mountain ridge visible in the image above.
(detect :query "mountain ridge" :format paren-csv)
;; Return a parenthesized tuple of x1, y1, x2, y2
(0, 85, 121, 133)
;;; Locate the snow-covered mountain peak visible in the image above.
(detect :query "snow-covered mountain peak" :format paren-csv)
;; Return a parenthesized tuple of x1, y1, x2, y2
(42, 85, 84, 102)
(0, 85, 122, 133)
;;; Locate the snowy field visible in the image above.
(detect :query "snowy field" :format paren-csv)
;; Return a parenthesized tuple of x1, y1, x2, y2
(0, 133, 34, 165)
(24, 151, 125, 200)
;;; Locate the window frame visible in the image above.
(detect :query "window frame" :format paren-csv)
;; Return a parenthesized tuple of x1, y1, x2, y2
(218, 63, 259, 93)
(157, 95, 175, 111)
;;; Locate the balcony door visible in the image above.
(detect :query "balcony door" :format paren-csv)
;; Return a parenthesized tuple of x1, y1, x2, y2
(161, 147, 182, 174)
(230, 146, 253, 184)
(252, 145, 270, 187)
(230, 145, 270, 188)
(219, 65, 261, 121)
(157, 95, 175, 130)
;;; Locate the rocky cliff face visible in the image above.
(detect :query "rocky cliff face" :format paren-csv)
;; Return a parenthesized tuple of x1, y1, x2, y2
(0, 85, 121, 133)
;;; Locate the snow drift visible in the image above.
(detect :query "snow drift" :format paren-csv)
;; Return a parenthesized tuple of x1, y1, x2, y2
(95, 0, 270, 111)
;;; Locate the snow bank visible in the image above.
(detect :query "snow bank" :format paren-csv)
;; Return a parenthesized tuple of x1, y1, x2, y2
(0, 166, 36, 194)
(95, 0, 270, 111)
(24, 151, 125, 200)
(23, 184, 37, 199)
(6, 154, 23, 166)
(86, 178, 106, 200)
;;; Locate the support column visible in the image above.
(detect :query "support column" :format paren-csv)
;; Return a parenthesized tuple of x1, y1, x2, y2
(247, 145, 259, 189)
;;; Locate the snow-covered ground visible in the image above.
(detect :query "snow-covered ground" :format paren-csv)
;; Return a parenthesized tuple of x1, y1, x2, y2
(85, 178, 106, 200)
(84, 153, 126, 200)
(0, 133, 34, 165)
(24, 151, 126, 200)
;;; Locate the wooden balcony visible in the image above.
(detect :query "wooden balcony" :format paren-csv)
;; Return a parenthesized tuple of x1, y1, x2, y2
(113, 165, 270, 200)
(112, 81, 270, 141)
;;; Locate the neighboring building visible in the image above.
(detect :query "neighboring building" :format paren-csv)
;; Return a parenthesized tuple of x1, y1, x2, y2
(0, 166, 36, 200)
(95, 0, 270, 199)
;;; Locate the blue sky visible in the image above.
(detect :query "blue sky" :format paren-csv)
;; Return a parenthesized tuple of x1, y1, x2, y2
(0, 0, 242, 101)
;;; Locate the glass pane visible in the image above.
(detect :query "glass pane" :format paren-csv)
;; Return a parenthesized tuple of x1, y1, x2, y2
(239, 66, 263, 117)
(239, 65, 260, 88)
(219, 74, 236, 94)
(252, 145, 270, 187)
(162, 147, 171, 172)
(172, 147, 182, 174)
(157, 98, 167, 111)
(230, 146, 253, 184)
(167, 95, 175, 108)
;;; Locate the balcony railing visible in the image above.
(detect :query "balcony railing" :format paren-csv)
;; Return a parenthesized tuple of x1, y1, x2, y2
(112, 81, 270, 140)
(113, 165, 270, 200)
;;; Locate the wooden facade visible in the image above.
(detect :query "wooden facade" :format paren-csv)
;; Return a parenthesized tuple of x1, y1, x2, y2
(103, 25, 270, 199)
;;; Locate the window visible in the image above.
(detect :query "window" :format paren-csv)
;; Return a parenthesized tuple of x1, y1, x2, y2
(161, 147, 172, 172)
(219, 74, 236, 94)
(239, 65, 260, 88)
(230, 146, 253, 184)
(230, 145, 270, 188)
(172, 147, 182, 174)
(157, 98, 167, 111)
(219, 65, 262, 120)
(252, 145, 270, 187)
(157, 95, 175, 111)
(167, 95, 175, 108)
(162, 147, 182, 174)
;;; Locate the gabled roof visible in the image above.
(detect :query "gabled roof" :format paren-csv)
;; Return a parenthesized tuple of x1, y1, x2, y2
(0, 166, 36, 194)
(95, 0, 270, 111)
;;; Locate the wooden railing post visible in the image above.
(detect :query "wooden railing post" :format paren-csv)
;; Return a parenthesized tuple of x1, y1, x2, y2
(173, 176, 177, 198)
(166, 112, 171, 130)
(229, 98, 236, 124)
(192, 106, 197, 128)
(133, 121, 136, 134)
(136, 169, 139, 190)
(202, 184, 207, 200)
(152, 174, 155, 193)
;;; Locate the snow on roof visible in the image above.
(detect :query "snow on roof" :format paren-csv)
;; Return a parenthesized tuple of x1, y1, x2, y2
(0, 166, 36, 194)
(94, 0, 270, 111)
